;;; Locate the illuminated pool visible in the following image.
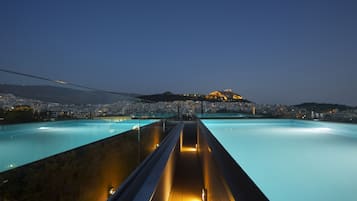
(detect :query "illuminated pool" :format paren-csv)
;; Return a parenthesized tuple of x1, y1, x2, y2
(0, 119, 156, 172)
(202, 119, 357, 201)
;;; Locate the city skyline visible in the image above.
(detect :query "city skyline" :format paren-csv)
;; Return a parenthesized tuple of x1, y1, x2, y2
(1, 0, 357, 105)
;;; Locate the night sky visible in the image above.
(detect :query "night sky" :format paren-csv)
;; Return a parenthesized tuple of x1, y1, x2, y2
(1, 0, 357, 105)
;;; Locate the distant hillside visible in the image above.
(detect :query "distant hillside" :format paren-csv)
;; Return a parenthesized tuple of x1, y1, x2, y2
(293, 102, 354, 112)
(0, 84, 137, 104)
(138, 91, 251, 103)
(139, 92, 205, 102)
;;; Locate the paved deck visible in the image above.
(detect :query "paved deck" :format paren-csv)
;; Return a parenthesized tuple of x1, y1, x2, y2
(168, 122, 203, 201)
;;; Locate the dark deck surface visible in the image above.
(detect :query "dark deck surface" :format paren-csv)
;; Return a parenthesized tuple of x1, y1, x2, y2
(168, 122, 204, 201)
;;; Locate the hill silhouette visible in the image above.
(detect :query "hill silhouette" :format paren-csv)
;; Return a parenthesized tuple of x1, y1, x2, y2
(0, 84, 137, 104)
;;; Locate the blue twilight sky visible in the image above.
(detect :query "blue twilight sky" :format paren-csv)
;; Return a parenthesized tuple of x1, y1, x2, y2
(1, 0, 357, 105)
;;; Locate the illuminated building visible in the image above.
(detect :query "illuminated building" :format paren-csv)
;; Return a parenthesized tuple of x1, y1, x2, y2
(206, 89, 243, 102)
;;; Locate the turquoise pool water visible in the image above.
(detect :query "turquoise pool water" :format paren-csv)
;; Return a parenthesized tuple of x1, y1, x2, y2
(203, 119, 357, 201)
(0, 119, 156, 172)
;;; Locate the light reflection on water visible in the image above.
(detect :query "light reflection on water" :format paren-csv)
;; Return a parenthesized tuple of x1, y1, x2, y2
(203, 119, 357, 201)
(0, 119, 156, 172)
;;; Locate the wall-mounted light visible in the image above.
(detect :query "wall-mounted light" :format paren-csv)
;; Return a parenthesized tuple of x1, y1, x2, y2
(132, 124, 140, 130)
(108, 186, 116, 198)
(7, 164, 15, 169)
(109, 188, 115, 195)
(202, 188, 207, 201)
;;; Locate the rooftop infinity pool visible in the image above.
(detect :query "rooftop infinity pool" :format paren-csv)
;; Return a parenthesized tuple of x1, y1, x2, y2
(202, 119, 357, 201)
(0, 119, 156, 172)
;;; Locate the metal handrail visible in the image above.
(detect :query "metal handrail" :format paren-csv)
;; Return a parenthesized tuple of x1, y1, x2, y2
(108, 122, 184, 201)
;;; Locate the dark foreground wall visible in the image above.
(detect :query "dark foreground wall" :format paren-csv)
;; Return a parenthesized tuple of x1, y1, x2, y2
(0, 121, 176, 201)
(197, 122, 234, 201)
(197, 120, 268, 201)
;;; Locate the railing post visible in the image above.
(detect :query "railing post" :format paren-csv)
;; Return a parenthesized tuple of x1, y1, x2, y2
(180, 129, 183, 152)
